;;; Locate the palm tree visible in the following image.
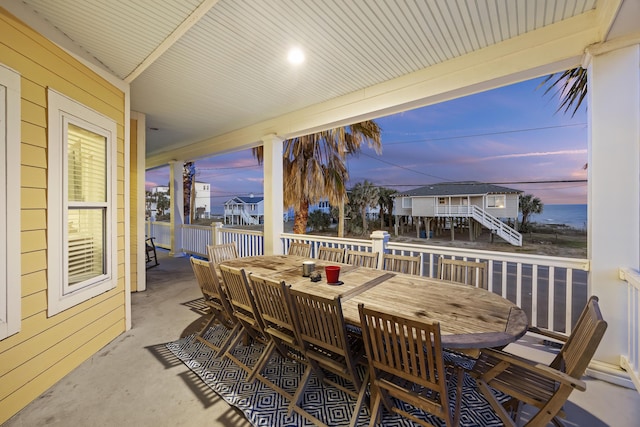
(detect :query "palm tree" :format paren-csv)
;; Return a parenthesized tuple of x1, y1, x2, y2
(183, 161, 196, 223)
(377, 186, 396, 230)
(539, 67, 588, 116)
(252, 121, 382, 234)
(519, 194, 544, 232)
(350, 180, 380, 234)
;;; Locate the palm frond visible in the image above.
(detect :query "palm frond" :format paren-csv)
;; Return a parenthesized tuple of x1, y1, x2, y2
(538, 67, 588, 117)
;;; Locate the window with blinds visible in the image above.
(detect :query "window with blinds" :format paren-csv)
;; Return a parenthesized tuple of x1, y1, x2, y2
(47, 88, 116, 315)
(66, 123, 108, 288)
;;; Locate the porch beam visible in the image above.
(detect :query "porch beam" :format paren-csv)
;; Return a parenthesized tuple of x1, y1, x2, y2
(124, 0, 220, 83)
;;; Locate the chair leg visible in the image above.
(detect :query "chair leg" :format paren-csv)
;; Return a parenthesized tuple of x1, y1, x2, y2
(452, 367, 463, 427)
(348, 369, 370, 427)
(195, 313, 219, 347)
(476, 379, 517, 427)
(367, 387, 383, 427)
(288, 364, 314, 416)
(247, 340, 276, 382)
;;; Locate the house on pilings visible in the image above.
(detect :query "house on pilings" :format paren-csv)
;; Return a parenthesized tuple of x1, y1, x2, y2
(393, 182, 523, 246)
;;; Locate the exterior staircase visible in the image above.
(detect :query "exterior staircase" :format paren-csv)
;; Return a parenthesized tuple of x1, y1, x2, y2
(240, 209, 259, 225)
(435, 205, 522, 246)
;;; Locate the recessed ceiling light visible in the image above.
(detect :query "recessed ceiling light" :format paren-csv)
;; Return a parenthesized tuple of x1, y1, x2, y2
(287, 47, 305, 65)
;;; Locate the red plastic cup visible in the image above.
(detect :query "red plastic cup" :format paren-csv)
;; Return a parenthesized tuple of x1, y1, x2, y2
(325, 265, 341, 284)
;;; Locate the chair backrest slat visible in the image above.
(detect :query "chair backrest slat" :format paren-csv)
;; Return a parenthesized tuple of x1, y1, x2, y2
(382, 253, 421, 275)
(248, 273, 295, 334)
(290, 290, 349, 357)
(438, 256, 488, 289)
(317, 246, 345, 263)
(552, 295, 607, 377)
(190, 257, 234, 316)
(358, 304, 450, 416)
(287, 241, 312, 258)
(218, 264, 263, 330)
(207, 243, 238, 264)
(346, 249, 379, 268)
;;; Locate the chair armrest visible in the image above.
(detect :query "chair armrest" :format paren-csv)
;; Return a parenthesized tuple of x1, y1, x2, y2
(479, 348, 587, 391)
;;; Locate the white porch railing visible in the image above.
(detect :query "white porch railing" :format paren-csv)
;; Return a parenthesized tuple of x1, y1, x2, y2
(148, 222, 589, 337)
(216, 227, 264, 257)
(619, 267, 640, 392)
(281, 232, 373, 257)
(181, 224, 211, 258)
(146, 221, 171, 249)
(386, 241, 588, 335)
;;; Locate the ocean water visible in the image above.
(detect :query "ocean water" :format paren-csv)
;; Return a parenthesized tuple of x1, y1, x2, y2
(526, 204, 587, 230)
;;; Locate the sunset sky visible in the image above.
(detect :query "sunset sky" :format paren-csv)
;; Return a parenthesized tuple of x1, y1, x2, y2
(146, 75, 588, 206)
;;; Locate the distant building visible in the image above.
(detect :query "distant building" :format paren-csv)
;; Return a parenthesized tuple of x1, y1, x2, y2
(223, 195, 332, 225)
(394, 181, 523, 246)
(147, 185, 169, 220)
(193, 182, 211, 219)
(148, 182, 211, 220)
(224, 195, 264, 225)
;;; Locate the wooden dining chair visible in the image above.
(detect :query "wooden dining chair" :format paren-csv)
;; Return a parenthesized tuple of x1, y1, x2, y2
(346, 249, 379, 269)
(217, 264, 271, 380)
(316, 246, 345, 263)
(358, 304, 463, 427)
(207, 242, 238, 264)
(438, 256, 488, 289)
(469, 295, 607, 427)
(189, 257, 238, 354)
(287, 241, 312, 258)
(145, 237, 159, 268)
(381, 253, 421, 275)
(289, 289, 369, 427)
(247, 273, 314, 408)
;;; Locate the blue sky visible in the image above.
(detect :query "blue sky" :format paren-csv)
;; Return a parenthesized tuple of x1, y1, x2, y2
(146, 75, 588, 206)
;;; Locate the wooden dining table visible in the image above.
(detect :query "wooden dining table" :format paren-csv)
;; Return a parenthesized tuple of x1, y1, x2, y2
(220, 254, 529, 354)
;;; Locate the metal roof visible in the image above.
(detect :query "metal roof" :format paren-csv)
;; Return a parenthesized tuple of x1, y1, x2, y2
(5, 0, 636, 167)
(225, 196, 264, 205)
(396, 181, 523, 197)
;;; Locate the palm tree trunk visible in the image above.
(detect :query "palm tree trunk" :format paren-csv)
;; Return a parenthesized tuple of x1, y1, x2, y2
(293, 199, 309, 234)
(338, 201, 345, 238)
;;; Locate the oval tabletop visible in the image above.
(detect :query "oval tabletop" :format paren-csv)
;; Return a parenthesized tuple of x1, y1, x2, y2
(220, 254, 529, 352)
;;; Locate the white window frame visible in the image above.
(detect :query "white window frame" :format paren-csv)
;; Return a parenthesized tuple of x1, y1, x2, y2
(402, 197, 411, 208)
(0, 64, 21, 339)
(47, 89, 118, 316)
(486, 194, 506, 209)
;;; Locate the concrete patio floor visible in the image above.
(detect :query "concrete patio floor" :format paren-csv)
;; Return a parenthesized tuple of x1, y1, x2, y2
(5, 251, 640, 426)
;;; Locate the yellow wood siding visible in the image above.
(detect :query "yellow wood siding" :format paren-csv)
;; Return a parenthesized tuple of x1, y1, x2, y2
(0, 8, 127, 424)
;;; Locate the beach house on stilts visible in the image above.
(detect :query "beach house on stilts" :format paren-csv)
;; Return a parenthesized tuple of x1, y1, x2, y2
(394, 182, 523, 246)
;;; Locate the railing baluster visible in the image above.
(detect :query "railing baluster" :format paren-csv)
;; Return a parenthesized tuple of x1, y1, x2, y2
(565, 268, 573, 335)
(548, 266, 555, 332)
(532, 264, 538, 329)
(501, 261, 508, 299)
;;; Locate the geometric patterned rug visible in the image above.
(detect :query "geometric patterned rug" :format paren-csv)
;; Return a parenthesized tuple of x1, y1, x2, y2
(166, 324, 506, 426)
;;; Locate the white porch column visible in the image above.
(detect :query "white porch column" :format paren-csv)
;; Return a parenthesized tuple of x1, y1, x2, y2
(169, 160, 184, 257)
(262, 134, 284, 255)
(588, 43, 640, 381)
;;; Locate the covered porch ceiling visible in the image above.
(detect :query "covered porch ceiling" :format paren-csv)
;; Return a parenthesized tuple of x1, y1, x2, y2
(5, 0, 638, 168)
